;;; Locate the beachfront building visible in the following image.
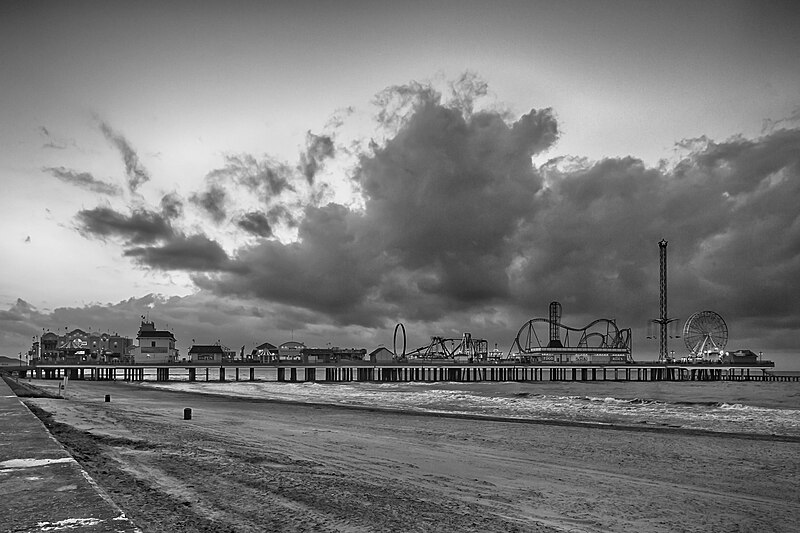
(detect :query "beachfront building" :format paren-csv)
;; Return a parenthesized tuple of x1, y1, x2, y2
(302, 347, 367, 364)
(251, 341, 278, 363)
(369, 347, 395, 363)
(33, 329, 133, 364)
(187, 344, 226, 363)
(278, 341, 305, 361)
(128, 320, 178, 364)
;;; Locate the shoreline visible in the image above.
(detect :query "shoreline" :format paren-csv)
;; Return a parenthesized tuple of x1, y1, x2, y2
(28, 377, 800, 442)
(18, 381, 800, 532)
(139, 381, 800, 443)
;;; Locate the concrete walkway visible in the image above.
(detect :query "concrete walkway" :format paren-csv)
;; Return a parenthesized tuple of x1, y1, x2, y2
(0, 377, 140, 532)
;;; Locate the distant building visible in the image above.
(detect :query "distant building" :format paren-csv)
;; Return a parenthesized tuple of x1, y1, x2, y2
(369, 347, 395, 363)
(301, 346, 367, 364)
(722, 350, 759, 364)
(34, 329, 132, 364)
(129, 320, 177, 364)
(252, 342, 278, 363)
(187, 344, 226, 363)
(278, 341, 305, 361)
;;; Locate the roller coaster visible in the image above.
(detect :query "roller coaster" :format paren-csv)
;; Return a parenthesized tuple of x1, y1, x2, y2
(509, 302, 633, 363)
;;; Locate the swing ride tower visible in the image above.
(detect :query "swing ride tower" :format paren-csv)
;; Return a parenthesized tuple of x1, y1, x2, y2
(652, 239, 678, 362)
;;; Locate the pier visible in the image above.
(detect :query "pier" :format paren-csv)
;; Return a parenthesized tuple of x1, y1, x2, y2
(8, 361, 798, 383)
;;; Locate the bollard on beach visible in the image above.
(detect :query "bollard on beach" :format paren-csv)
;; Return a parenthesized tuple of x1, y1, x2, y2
(104, 394, 110, 402)
(184, 407, 192, 420)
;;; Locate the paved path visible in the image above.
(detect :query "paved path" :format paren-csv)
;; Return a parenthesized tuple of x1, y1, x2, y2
(0, 377, 140, 532)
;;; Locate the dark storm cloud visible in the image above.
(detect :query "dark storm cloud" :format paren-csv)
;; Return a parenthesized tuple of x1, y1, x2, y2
(75, 207, 174, 245)
(0, 299, 41, 351)
(125, 233, 230, 272)
(43, 166, 122, 195)
(357, 98, 558, 305)
(207, 154, 294, 198)
(298, 132, 335, 184)
(0, 298, 35, 322)
(668, 129, 800, 320)
(160, 192, 184, 219)
(98, 120, 150, 192)
(190, 184, 227, 223)
(512, 127, 800, 333)
(195, 83, 560, 326)
(42, 78, 798, 359)
(195, 203, 384, 323)
(236, 211, 273, 238)
(191, 79, 799, 355)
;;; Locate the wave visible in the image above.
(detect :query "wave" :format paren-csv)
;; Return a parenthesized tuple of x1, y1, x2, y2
(139, 380, 800, 439)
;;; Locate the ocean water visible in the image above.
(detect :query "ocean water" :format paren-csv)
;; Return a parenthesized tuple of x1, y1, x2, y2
(142, 379, 800, 439)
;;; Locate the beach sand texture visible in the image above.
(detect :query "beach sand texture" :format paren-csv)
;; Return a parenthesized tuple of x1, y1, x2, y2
(22, 381, 800, 533)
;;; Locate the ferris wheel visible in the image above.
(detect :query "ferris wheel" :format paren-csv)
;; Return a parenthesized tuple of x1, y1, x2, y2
(683, 311, 728, 356)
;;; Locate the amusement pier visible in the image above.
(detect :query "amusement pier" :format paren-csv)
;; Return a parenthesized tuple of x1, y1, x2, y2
(5, 241, 796, 384)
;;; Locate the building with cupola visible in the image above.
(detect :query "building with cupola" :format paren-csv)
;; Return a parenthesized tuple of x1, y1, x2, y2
(128, 319, 178, 364)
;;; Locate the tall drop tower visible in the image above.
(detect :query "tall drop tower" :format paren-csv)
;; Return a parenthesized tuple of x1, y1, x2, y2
(652, 239, 678, 361)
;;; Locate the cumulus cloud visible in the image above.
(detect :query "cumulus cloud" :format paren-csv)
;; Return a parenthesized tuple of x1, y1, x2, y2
(98, 120, 150, 192)
(512, 128, 800, 335)
(43, 166, 122, 195)
(192, 82, 800, 358)
(196, 82, 560, 327)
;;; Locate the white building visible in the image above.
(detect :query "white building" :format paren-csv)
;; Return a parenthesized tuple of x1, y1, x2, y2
(129, 320, 178, 364)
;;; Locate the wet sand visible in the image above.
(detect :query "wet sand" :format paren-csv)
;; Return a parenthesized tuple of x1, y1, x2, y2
(22, 381, 800, 532)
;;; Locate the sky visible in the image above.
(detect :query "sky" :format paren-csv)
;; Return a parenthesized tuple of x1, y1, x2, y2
(2, 0, 799, 367)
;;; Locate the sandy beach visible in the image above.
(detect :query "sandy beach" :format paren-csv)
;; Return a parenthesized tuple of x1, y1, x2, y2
(21, 381, 800, 532)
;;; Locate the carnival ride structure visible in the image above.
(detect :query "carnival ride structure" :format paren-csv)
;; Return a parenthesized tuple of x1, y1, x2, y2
(681, 310, 729, 360)
(403, 332, 489, 361)
(510, 301, 633, 363)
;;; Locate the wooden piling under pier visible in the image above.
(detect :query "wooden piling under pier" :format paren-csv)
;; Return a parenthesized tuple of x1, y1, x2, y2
(27, 362, 797, 384)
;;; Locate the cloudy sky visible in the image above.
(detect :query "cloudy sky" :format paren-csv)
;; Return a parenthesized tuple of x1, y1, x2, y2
(2, 1, 799, 366)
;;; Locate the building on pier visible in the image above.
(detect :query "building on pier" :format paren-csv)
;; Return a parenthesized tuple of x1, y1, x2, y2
(129, 320, 177, 364)
(187, 344, 226, 363)
(33, 329, 132, 364)
(251, 342, 279, 363)
(369, 347, 395, 363)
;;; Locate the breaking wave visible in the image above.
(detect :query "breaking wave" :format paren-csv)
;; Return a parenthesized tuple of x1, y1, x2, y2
(142, 379, 800, 438)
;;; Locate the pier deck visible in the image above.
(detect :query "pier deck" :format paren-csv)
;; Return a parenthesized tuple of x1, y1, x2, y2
(9, 361, 797, 383)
